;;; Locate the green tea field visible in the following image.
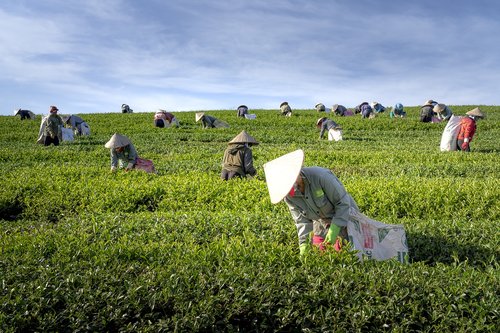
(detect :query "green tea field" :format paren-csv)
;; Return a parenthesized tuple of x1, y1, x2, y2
(1, 106, 498, 332)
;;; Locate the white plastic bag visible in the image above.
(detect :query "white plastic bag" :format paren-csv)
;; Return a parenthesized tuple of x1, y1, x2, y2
(347, 210, 409, 263)
(244, 114, 257, 120)
(80, 122, 91, 136)
(328, 129, 343, 141)
(37, 116, 48, 144)
(440, 115, 463, 151)
(61, 127, 74, 141)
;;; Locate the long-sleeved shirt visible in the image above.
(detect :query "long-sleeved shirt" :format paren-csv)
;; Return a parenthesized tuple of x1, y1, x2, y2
(110, 143, 138, 169)
(319, 119, 340, 139)
(436, 106, 453, 121)
(201, 115, 217, 128)
(284, 167, 359, 245)
(333, 105, 347, 116)
(44, 114, 64, 139)
(221, 144, 256, 176)
(66, 115, 85, 130)
(457, 116, 477, 142)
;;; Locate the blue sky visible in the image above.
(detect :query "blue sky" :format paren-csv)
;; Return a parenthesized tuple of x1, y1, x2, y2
(1, 0, 499, 115)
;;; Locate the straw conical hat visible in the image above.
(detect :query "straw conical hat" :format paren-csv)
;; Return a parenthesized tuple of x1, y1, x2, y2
(195, 112, 205, 122)
(228, 130, 259, 145)
(433, 104, 446, 113)
(263, 149, 304, 204)
(332, 104, 339, 111)
(104, 133, 131, 149)
(424, 100, 435, 106)
(466, 107, 486, 119)
(316, 117, 326, 126)
(280, 101, 288, 108)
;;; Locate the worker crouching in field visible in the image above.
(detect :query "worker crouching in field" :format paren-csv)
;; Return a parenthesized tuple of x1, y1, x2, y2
(456, 107, 486, 152)
(433, 103, 453, 121)
(332, 104, 348, 116)
(263, 149, 359, 256)
(355, 102, 373, 118)
(317, 117, 343, 141)
(390, 103, 406, 118)
(63, 114, 90, 136)
(154, 109, 179, 128)
(279, 102, 292, 116)
(315, 103, 326, 112)
(221, 131, 258, 180)
(236, 105, 249, 117)
(105, 133, 156, 173)
(14, 108, 36, 120)
(195, 112, 229, 128)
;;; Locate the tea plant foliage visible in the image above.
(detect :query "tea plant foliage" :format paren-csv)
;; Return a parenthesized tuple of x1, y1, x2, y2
(0, 106, 498, 332)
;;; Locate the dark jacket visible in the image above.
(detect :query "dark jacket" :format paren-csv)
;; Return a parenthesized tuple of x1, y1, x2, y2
(221, 144, 256, 176)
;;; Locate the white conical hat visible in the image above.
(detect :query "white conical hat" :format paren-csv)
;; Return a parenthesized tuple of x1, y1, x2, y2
(466, 107, 486, 118)
(433, 104, 446, 113)
(195, 112, 205, 122)
(104, 133, 131, 148)
(228, 130, 259, 145)
(263, 149, 304, 204)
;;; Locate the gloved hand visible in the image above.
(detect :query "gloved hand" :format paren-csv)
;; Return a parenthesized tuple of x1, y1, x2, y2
(299, 243, 310, 256)
(325, 225, 342, 252)
(125, 162, 134, 172)
(312, 235, 326, 251)
(461, 142, 469, 151)
(324, 225, 341, 244)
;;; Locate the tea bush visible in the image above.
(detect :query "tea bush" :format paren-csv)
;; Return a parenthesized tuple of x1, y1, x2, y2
(0, 105, 498, 332)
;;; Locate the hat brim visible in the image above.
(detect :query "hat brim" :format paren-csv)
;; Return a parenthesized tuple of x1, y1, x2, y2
(104, 134, 131, 149)
(263, 149, 304, 204)
(195, 113, 205, 122)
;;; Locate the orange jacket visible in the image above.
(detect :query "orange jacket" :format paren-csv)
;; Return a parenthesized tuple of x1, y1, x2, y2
(457, 116, 476, 141)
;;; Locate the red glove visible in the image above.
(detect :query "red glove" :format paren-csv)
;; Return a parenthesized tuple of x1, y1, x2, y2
(312, 235, 343, 252)
(461, 142, 469, 151)
(312, 235, 326, 251)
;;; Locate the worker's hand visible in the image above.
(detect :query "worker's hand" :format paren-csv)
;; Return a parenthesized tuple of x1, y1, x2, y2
(312, 235, 326, 251)
(110, 166, 117, 173)
(325, 225, 341, 244)
(461, 142, 469, 151)
(299, 243, 310, 256)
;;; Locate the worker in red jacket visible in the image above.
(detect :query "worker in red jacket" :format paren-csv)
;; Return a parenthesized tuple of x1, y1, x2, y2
(456, 107, 486, 152)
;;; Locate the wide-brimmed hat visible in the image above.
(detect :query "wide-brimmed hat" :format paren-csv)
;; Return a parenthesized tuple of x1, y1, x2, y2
(433, 104, 446, 113)
(466, 107, 486, 119)
(228, 130, 259, 145)
(237, 105, 248, 109)
(49, 106, 59, 113)
(195, 112, 205, 122)
(13, 109, 21, 115)
(263, 149, 304, 204)
(62, 116, 70, 123)
(104, 133, 131, 149)
(316, 117, 327, 126)
(332, 104, 339, 111)
(424, 100, 435, 106)
(280, 101, 289, 108)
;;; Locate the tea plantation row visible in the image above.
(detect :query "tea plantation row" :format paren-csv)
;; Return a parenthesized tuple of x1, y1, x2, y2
(0, 106, 498, 332)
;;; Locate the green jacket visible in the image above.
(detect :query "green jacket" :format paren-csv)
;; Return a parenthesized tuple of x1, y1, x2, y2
(221, 144, 256, 176)
(110, 143, 138, 169)
(284, 167, 359, 245)
(44, 114, 64, 139)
